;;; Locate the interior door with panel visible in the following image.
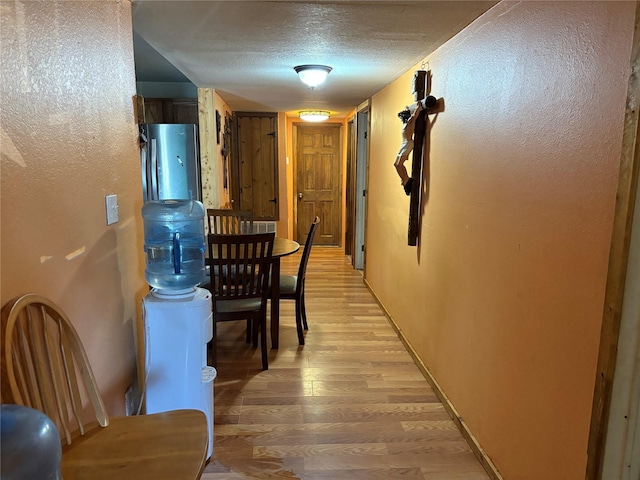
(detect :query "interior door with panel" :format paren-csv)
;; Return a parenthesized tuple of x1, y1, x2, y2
(234, 112, 278, 220)
(295, 124, 342, 245)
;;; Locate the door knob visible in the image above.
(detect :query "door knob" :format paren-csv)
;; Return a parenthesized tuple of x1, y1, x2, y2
(298, 192, 303, 200)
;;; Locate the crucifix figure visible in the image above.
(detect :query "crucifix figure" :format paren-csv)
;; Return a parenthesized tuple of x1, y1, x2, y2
(397, 70, 438, 246)
(394, 96, 436, 196)
(394, 101, 422, 195)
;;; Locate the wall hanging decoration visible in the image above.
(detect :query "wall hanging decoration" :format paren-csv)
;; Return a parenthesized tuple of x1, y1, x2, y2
(221, 118, 231, 190)
(395, 69, 442, 246)
(215, 110, 221, 144)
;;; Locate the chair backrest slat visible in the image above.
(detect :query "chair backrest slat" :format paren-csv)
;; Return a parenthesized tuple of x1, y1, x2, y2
(207, 233, 274, 302)
(31, 313, 58, 422)
(207, 209, 254, 234)
(42, 315, 76, 443)
(14, 321, 39, 409)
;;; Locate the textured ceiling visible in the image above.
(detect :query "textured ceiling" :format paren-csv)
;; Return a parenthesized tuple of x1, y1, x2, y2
(132, 1, 497, 119)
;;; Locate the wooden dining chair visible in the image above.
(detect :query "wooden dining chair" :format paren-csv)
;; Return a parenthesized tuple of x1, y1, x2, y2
(1, 294, 208, 480)
(207, 208, 254, 234)
(278, 216, 320, 345)
(207, 232, 274, 370)
(201, 208, 254, 290)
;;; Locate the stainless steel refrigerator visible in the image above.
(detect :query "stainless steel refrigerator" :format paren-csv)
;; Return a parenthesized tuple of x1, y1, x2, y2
(140, 124, 202, 202)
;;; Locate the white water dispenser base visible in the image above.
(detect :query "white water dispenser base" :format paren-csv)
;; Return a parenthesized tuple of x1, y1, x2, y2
(142, 287, 215, 458)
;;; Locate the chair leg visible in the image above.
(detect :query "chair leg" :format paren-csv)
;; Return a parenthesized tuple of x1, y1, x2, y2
(295, 297, 305, 346)
(252, 318, 259, 348)
(301, 289, 308, 330)
(246, 319, 252, 343)
(260, 315, 268, 370)
(209, 320, 218, 368)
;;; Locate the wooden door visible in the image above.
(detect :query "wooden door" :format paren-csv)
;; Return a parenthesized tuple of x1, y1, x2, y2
(142, 98, 198, 124)
(296, 124, 342, 245)
(169, 99, 199, 124)
(345, 119, 355, 256)
(235, 113, 278, 220)
(143, 98, 164, 123)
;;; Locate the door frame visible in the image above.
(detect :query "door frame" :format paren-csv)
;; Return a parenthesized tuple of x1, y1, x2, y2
(601, 143, 640, 479)
(353, 101, 370, 270)
(587, 8, 639, 477)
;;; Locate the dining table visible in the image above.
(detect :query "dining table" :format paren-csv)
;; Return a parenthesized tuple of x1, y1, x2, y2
(269, 237, 300, 349)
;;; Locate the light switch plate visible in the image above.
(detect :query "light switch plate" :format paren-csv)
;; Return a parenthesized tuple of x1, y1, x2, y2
(105, 194, 119, 225)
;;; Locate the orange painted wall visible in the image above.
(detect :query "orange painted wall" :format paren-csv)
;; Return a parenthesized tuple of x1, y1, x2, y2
(365, 2, 635, 479)
(1, 1, 144, 415)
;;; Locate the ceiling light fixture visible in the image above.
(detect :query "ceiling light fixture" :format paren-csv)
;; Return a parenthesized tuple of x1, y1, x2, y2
(294, 65, 332, 89)
(299, 110, 330, 122)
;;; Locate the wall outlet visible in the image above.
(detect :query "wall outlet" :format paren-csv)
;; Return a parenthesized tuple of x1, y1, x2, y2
(106, 194, 119, 225)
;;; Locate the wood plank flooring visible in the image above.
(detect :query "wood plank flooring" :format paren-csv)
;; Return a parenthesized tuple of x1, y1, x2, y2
(203, 247, 489, 480)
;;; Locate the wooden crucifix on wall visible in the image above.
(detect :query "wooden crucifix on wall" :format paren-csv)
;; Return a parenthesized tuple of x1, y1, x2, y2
(394, 70, 438, 246)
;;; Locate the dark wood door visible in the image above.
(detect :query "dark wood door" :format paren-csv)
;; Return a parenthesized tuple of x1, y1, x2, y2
(345, 120, 355, 256)
(143, 98, 165, 123)
(296, 124, 342, 245)
(142, 98, 198, 124)
(235, 113, 278, 220)
(170, 99, 199, 124)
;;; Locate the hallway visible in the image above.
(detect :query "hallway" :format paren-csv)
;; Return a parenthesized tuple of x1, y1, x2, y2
(204, 247, 489, 479)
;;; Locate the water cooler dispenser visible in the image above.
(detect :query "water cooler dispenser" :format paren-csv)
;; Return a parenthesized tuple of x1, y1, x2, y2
(141, 200, 215, 458)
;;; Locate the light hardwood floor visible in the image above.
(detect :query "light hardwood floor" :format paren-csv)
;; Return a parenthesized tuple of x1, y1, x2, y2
(203, 247, 489, 480)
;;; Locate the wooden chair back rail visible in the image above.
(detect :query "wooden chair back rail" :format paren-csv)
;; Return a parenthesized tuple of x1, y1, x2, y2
(295, 216, 321, 292)
(207, 209, 254, 234)
(210, 235, 272, 298)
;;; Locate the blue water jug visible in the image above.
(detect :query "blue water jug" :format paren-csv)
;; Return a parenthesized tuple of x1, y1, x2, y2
(142, 200, 206, 291)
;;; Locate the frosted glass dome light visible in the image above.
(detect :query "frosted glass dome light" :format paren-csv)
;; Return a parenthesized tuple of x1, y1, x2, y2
(299, 111, 330, 122)
(294, 65, 332, 88)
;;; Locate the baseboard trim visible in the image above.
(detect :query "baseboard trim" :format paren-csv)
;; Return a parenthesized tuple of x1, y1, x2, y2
(363, 278, 503, 480)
